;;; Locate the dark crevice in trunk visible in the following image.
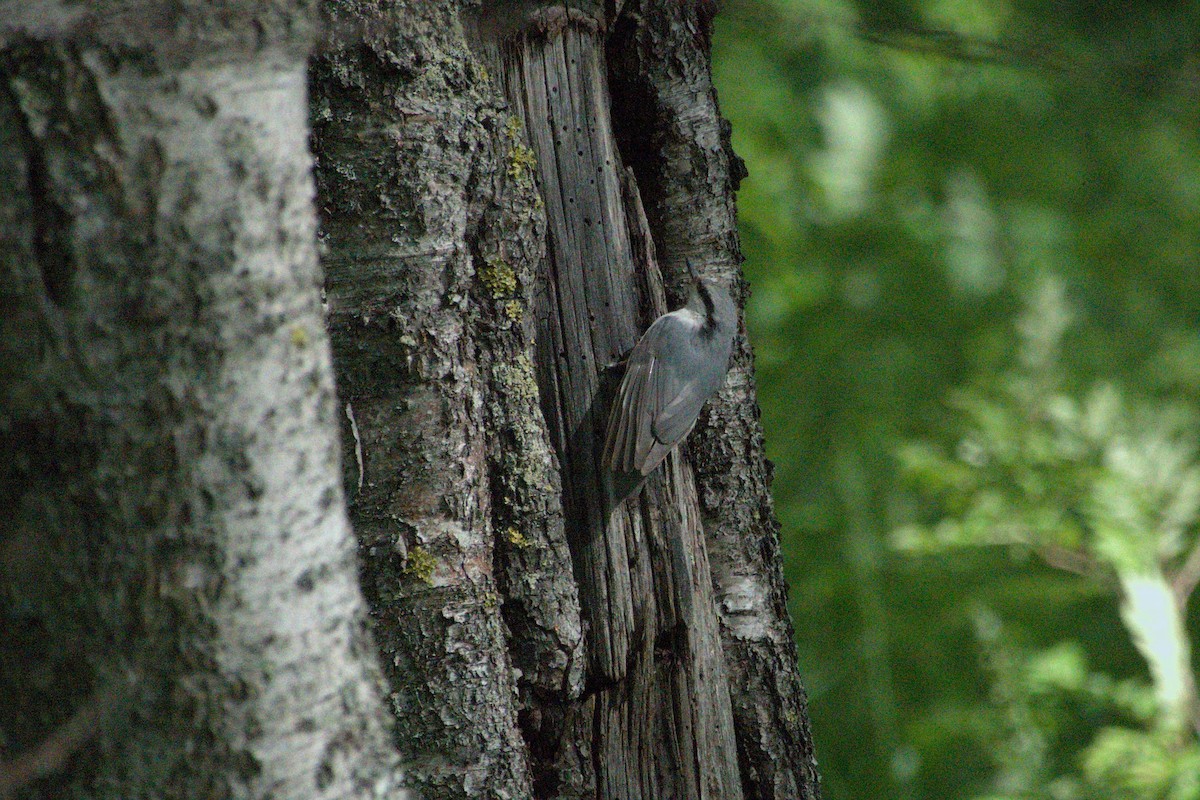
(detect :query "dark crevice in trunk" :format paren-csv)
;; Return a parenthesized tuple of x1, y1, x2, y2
(473, 5, 747, 798)
(605, 3, 823, 799)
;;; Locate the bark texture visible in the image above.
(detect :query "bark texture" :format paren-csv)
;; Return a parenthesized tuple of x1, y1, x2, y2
(310, 2, 584, 798)
(0, 3, 401, 799)
(607, 4, 823, 798)
(467, 3, 755, 799)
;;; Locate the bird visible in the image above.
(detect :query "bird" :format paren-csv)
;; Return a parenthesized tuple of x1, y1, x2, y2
(601, 261, 737, 507)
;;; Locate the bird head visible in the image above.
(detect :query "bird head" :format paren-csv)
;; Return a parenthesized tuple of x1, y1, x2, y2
(683, 259, 736, 335)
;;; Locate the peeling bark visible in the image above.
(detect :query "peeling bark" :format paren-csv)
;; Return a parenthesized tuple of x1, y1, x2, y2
(0, 3, 401, 798)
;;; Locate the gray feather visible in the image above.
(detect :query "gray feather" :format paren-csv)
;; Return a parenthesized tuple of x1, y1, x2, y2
(602, 272, 736, 506)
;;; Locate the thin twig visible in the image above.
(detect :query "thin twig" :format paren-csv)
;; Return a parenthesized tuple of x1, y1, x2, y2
(857, 23, 1066, 72)
(1036, 544, 1104, 581)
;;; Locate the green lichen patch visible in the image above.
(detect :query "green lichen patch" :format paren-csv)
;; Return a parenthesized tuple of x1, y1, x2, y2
(503, 116, 522, 141)
(501, 117, 538, 181)
(290, 324, 310, 348)
(403, 546, 436, 584)
(504, 526, 530, 548)
(479, 254, 517, 299)
(507, 142, 538, 182)
(493, 354, 539, 403)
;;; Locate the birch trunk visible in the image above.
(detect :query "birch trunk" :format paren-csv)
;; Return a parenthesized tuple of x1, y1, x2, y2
(0, 4, 400, 798)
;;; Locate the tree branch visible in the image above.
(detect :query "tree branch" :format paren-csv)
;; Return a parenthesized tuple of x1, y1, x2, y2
(1036, 544, 1104, 581)
(1171, 537, 1200, 607)
(856, 22, 1065, 72)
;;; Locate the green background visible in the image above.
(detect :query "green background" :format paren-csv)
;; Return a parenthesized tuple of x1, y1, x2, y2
(713, 1, 1200, 798)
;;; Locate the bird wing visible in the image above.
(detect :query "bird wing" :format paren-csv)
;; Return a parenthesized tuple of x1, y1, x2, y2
(603, 311, 706, 478)
(650, 354, 712, 445)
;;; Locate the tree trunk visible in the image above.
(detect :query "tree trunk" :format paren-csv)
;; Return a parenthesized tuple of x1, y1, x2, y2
(0, 1, 820, 797)
(312, 2, 820, 800)
(0, 4, 401, 798)
(469, 5, 745, 799)
(606, 5, 823, 798)
(310, 3, 581, 798)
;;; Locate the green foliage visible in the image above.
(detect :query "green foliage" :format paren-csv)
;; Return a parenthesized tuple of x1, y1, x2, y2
(896, 279, 1200, 796)
(1082, 727, 1200, 800)
(714, 0, 1200, 797)
(896, 277, 1200, 574)
(965, 616, 1200, 800)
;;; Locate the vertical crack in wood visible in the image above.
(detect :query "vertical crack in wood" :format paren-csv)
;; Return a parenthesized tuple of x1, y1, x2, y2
(607, 2, 824, 798)
(474, 4, 744, 797)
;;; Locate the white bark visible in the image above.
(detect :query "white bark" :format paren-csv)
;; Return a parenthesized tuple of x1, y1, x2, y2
(0, 6, 403, 797)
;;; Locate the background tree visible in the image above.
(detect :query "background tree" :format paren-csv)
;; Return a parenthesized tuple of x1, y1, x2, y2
(714, 0, 1200, 798)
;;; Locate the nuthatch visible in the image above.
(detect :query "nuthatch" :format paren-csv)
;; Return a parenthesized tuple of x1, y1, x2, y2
(602, 262, 736, 506)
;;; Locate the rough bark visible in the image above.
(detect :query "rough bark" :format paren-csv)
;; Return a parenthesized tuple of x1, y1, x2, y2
(0, 3, 401, 799)
(467, 3, 754, 799)
(307, 1, 819, 798)
(310, 2, 584, 798)
(607, 4, 823, 798)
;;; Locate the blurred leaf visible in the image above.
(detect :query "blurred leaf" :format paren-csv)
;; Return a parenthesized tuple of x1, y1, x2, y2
(1081, 728, 1200, 800)
(1025, 641, 1088, 695)
(714, 0, 1200, 796)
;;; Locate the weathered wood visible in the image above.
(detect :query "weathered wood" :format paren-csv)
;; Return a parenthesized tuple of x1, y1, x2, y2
(499, 5, 641, 684)
(0, 4, 401, 797)
(471, 4, 745, 798)
(609, 3, 823, 798)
